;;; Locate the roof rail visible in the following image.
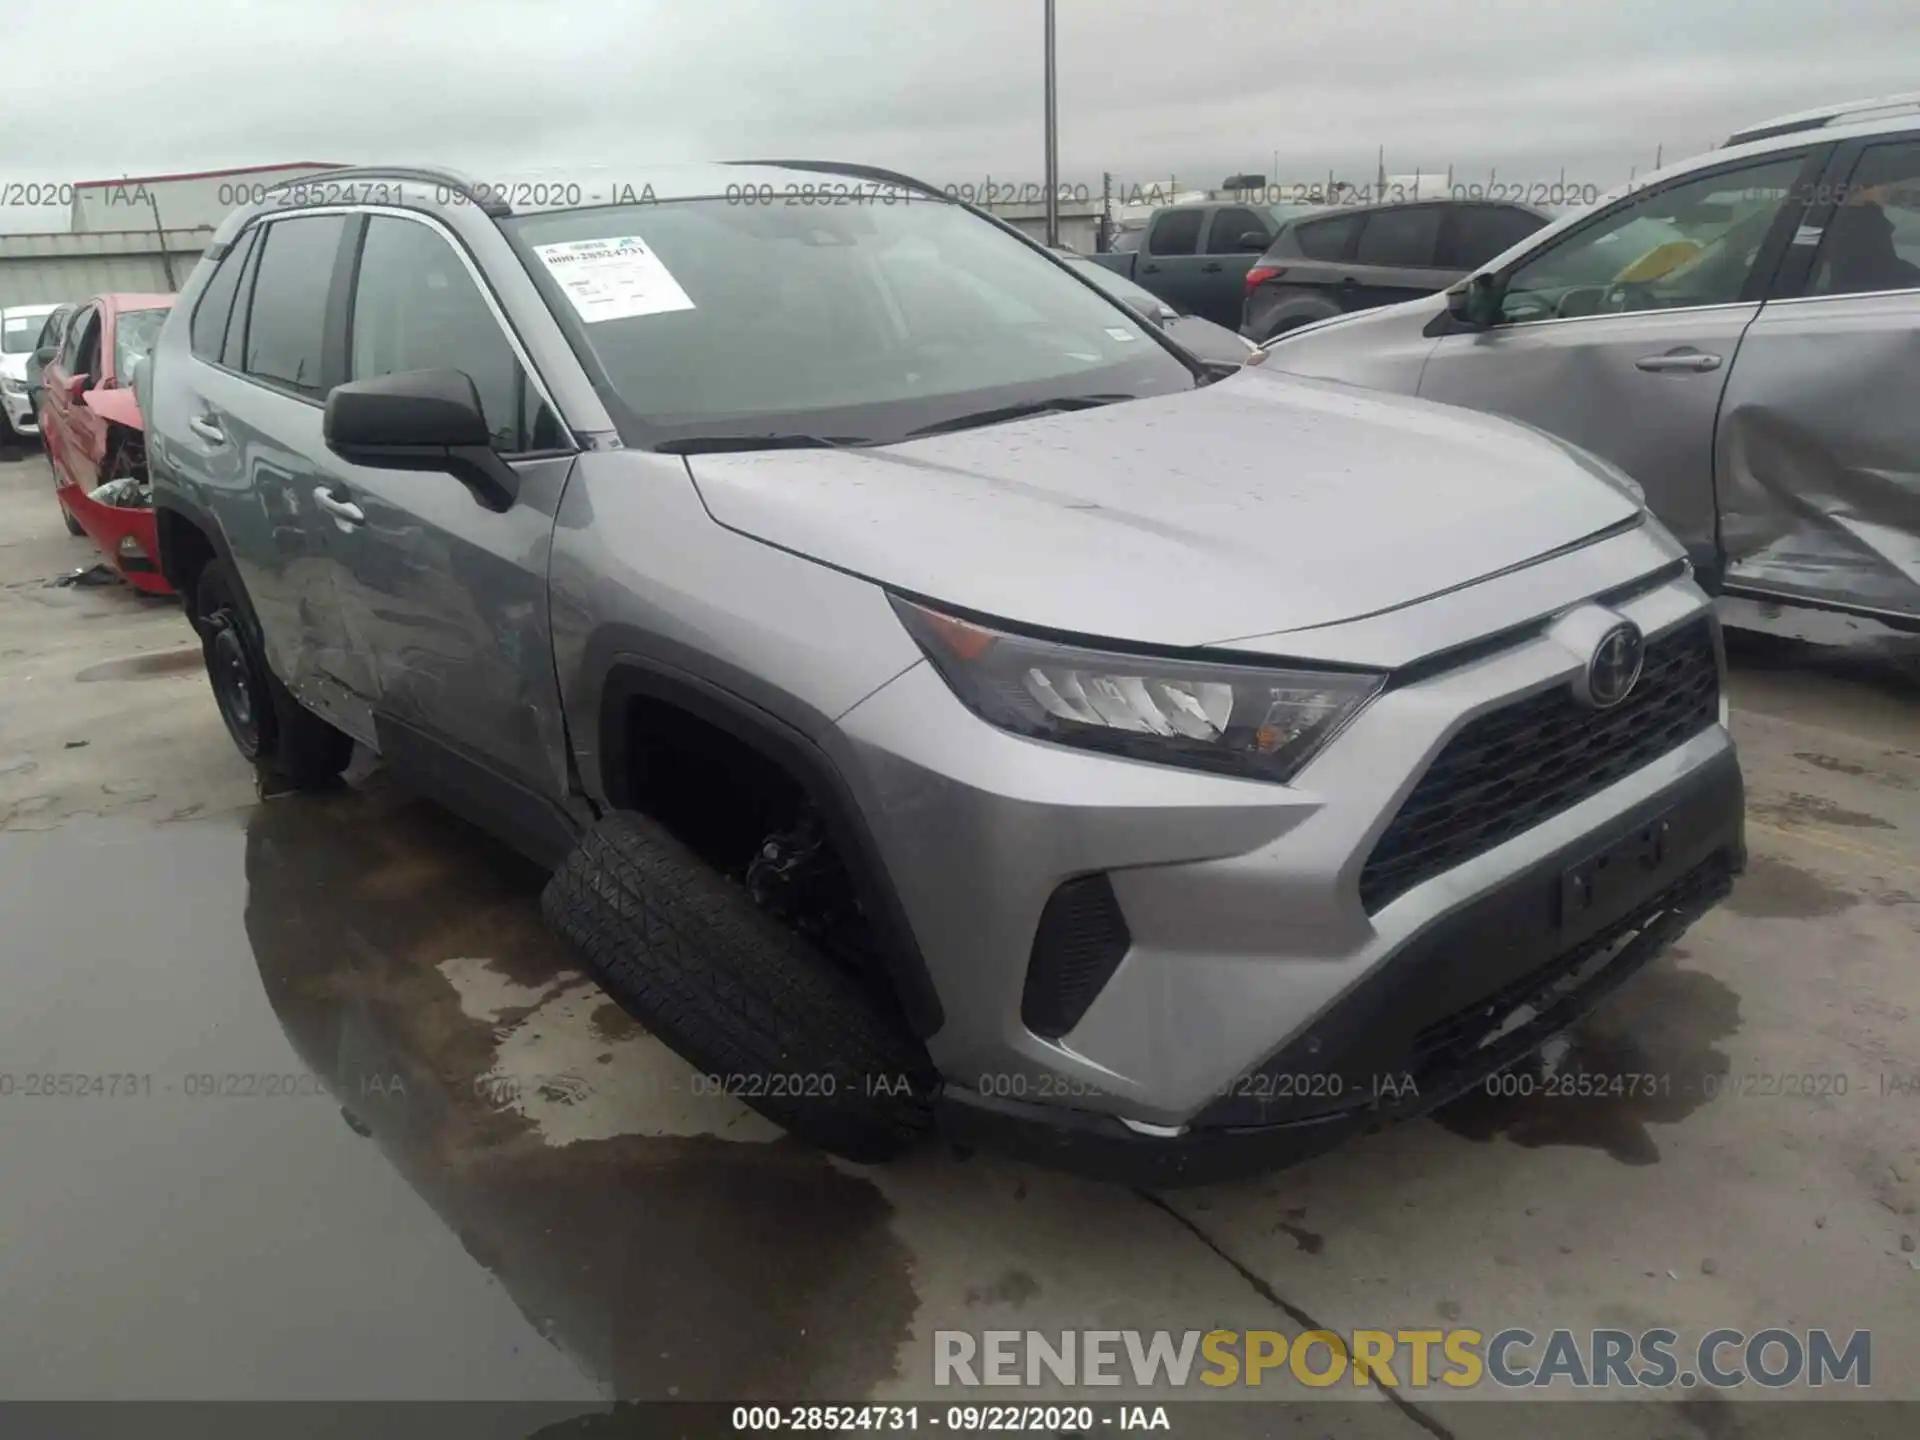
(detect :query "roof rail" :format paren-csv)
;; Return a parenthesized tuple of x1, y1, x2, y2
(261, 165, 513, 217)
(1726, 90, 1920, 147)
(726, 159, 949, 202)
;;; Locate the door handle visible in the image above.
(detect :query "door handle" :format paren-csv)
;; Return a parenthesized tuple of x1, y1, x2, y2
(1201, 261, 1223, 273)
(1338, 276, 1359, 286)
(312, 486, 366, 526)
(187, 415, 227, 445)
(1634, 350, 1722, 373)
(1141, 263, 1160, 273)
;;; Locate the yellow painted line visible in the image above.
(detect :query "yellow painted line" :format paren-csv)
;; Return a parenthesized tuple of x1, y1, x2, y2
(1746, 816, 1920, 876)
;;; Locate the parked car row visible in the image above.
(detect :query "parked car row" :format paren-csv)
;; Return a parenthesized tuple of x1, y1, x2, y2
(2, 292, 177, 591)
(1267, 92, 1920, 630)
(1089, 195, 1555, 338)
(138, 158, 1744, 1179)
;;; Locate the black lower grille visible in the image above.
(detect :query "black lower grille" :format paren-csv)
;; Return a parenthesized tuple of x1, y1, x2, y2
(1021, 875, 1132, 1039)
(1359, 618, 1720, 913)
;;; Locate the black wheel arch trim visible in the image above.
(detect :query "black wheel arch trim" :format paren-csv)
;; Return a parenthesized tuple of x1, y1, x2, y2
(593, 654, 947, 1038)
(153, 492, 236, 616)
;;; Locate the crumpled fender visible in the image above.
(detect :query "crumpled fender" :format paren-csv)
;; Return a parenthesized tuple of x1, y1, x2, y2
(81, 387, 145, 431)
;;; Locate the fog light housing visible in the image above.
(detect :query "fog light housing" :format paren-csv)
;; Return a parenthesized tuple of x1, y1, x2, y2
(117, 535, 148, 559)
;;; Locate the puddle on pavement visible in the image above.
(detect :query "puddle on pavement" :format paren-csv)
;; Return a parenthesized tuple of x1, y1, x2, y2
(0, 782, 921, 1400)
(1433, 957, 1742, 1164)
(1724, 854, 1859, 919)
(242, 782, 920, 1399)
(74, 647, 203, 682)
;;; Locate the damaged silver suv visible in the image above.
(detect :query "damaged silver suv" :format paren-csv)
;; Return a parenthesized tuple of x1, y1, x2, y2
(145, 163, 1744, 1183)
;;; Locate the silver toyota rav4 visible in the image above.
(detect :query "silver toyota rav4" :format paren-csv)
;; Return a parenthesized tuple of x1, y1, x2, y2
(146, 162, 1744, 1184)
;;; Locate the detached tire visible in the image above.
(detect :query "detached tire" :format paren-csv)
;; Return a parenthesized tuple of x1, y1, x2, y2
(195, 559, 354, 790)
(543, 812, 937, 1162)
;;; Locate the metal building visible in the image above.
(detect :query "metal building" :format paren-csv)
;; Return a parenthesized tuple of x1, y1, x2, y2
(68, 162, 343, 234)
(0, 163, 343, 310)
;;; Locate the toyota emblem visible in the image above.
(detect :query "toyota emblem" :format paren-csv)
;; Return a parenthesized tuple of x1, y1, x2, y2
(1582, 622, 1645, 710)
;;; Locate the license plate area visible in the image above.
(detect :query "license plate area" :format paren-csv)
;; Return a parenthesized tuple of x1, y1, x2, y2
(1559, 806, 1676, 929)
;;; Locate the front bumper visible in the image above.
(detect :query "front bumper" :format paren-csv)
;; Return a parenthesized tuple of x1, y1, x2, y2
(936, 749, 1743, 1185)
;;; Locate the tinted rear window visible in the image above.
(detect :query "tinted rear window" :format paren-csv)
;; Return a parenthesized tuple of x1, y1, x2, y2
(1289, 212, 1363, 261)
(191, 227, 259, 362)
(1355, 207, 1443, 267)
(1439, 205, 1547, 270)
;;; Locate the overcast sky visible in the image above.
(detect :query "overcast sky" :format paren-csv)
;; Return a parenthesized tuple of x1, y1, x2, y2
(3, 0, 1917, 230)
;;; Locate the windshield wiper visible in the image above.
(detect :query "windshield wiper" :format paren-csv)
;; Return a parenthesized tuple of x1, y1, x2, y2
(655, 434, 879, 455)
(902, 394, 1132, 440)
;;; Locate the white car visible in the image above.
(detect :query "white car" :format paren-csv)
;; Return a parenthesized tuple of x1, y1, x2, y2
(1, 302, 64, 437)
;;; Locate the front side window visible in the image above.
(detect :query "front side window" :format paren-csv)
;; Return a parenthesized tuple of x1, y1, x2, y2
(1206, 206, 1267, 253)
(243, 215, 347, 395)
(348, 216, 559, 453)
(1498, 155, 1805, 323)
(113, 307, 169, 384)
(507, 195, 1194, 447)
(1807, 139, 1920, 297)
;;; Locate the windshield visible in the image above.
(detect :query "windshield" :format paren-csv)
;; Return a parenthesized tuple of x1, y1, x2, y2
(506, 196, 1195, 446)
(1061, 255, 1173, 314)
(113, 307, 169, 380)
(1, 313, 54, 354)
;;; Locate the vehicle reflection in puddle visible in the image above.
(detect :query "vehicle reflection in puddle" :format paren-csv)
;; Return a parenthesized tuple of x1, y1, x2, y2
(242, 779, 920, 1400)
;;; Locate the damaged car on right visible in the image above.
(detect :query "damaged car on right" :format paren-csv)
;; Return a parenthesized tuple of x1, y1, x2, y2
(1264, 95, 1920, 631)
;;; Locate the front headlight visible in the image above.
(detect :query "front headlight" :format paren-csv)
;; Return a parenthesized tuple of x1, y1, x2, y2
(0, 376, 25, 396)
(892, 598, 1384, 784)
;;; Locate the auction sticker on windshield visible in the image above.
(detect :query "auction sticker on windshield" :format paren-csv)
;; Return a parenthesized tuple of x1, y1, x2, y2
(532, 235, 695, 323)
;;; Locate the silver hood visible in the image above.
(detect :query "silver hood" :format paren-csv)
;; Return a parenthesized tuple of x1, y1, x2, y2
(686, 367, 1641, 648)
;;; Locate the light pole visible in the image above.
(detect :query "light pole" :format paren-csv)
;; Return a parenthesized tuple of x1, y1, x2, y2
(1043, 0, 1059, 246)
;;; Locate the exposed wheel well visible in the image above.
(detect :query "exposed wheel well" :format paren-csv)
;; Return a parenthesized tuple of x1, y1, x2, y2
(597, 668, 945, 1037)
(155, 507, 217, 612)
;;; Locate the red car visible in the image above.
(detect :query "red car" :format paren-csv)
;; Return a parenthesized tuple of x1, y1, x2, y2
(40, 292, 176, 595)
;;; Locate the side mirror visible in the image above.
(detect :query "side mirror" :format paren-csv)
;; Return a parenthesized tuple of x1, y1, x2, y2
(323, 368, 518, 511)
(33, 345, 56, 366)
(1446, 272, 1503, 328)
(1237, 231, 1269, 252)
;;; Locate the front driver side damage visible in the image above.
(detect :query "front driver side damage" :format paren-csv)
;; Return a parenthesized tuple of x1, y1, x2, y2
(1717, 402, 1920, 620)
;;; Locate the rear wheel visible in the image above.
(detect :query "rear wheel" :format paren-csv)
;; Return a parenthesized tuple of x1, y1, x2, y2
(62, 504, 83, 536)
(194, 559, 353, 788)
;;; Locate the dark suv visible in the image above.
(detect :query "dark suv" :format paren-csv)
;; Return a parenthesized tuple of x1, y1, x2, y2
(1242, 199, 1550, 341)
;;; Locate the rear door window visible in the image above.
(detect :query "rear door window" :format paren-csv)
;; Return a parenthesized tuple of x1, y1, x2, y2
(191, 226, 260, 363)
(1289, 212, 1363, 261)
(1146, 209, 1204, 256)
(1806, 138, 1920, 297)
(1355, 206, 1444, 267)
(241, 215, 349, 396)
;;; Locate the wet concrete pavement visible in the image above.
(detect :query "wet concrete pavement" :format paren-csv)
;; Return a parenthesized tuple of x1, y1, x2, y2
(3, 445, 1919, 1437)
